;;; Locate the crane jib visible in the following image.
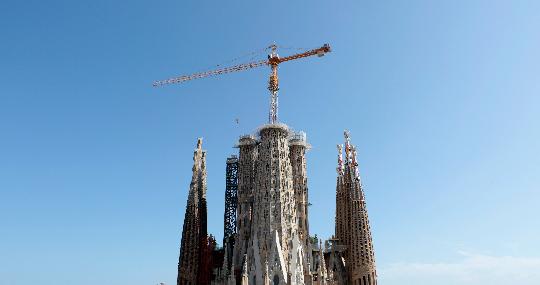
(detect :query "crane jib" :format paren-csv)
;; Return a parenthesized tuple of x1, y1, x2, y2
(153, 43, 331, 123)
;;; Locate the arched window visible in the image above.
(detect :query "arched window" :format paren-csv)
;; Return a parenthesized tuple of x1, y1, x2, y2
(273, 275, 280, 285)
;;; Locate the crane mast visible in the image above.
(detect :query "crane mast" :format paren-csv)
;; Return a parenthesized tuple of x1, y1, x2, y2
(154, 43, 331, 124)
(267, 44, 280, 124)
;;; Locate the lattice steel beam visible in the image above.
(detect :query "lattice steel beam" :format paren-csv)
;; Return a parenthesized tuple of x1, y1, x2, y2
(223, 155, 238, 242)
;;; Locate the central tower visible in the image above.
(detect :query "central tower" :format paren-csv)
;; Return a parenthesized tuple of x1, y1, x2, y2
(233, 123, 308, 285)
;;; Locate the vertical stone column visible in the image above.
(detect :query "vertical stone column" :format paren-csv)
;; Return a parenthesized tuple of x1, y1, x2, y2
(233, 135, 258, 273)
(177, 138, 208, 285)
(249, 123, 306, 284)
(289, 131, 313, 281)
(253, 124, 297, 264)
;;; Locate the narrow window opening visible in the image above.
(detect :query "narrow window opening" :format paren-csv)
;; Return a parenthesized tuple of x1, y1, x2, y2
(273, 275, 280, 285)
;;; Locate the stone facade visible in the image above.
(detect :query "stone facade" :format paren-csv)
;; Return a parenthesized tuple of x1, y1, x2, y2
(177, 129, 378, 285)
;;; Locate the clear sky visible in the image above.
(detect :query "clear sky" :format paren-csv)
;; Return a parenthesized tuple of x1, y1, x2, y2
(1, 1, 539, 284)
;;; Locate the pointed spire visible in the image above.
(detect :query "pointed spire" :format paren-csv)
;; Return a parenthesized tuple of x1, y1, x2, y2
(344, 130, 352, 164)
(177, 138, 208, 285)
(188, 138, 204, 203)
(334, 130, 378, 284)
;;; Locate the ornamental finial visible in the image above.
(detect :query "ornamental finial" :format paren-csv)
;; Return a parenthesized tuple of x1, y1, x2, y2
(344, 130, 352, 163)
(337, 144, 344, 175)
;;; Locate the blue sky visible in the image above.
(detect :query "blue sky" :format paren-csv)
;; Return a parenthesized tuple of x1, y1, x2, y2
(1, 1, 539, 284)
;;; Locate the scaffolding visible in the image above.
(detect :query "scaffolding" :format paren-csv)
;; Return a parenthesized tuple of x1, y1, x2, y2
(224, 155, 238, 236)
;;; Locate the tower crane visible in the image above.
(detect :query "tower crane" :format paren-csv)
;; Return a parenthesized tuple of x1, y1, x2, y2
(153, 43, 331, 124)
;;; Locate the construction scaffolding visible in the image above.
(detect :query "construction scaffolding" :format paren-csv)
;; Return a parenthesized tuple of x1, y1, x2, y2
(223, 155, 238, 274)
(224, 155, 238, 242)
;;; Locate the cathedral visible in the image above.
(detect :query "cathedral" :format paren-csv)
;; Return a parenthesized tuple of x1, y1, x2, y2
(176, 124, 377, 285)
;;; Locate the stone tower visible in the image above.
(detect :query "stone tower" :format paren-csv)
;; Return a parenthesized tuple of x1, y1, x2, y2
(248, 124, 305, 285)
(233, 135, 258, 274)
(229, 124, 307, 285)
(177, 138, 209, 285)
(289, 131, 313, 281)
(335, 131, 377, 285)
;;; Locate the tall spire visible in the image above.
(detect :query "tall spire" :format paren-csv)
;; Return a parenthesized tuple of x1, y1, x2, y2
(177, 138, 209, 285)
(334, 131, 377, 285)
(337, 144, 344, 176)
